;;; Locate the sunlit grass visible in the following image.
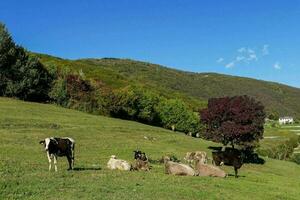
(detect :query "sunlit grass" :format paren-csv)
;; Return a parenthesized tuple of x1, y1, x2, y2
(1, 98, 300, 199)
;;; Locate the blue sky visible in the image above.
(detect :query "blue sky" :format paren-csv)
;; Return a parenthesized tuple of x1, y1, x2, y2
(1, 0, 299, 88)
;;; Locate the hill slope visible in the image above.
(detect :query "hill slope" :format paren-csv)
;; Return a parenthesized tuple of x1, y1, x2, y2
(35, 53, 300, 118)
(1, 97, 300, 199)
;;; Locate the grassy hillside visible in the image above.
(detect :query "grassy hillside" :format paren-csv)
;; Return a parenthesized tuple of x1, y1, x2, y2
(35, 53, 300, 118)
(1, 97, 300, 199)
(259, 124, 300, 160)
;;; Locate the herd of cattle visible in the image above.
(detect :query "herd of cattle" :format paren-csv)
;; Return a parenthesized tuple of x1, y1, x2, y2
(39, 137, 244, 178)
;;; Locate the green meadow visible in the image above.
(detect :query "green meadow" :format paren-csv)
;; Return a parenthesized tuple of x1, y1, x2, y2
(1, 97, 300, 200)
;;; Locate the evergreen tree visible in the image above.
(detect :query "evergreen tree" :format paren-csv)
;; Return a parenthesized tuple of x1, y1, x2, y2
(0, 22, 52, 101)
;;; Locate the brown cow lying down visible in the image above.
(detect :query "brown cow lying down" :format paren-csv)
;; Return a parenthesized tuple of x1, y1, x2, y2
(132, 159, 150, 171)
(132, 150, 150, 171)
(164, 156, 196, 176)
(194, 155, 226, 178)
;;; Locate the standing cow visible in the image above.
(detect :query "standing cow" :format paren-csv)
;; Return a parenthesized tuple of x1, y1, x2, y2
(212, 148, 243, 178)
(39, 137, 75, 171)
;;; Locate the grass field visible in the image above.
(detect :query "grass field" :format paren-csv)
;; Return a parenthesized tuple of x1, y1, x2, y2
(1, 98, 300, 200)
(258, 123, 300, 157)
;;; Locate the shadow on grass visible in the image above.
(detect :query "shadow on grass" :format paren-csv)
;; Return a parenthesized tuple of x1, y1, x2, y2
(208, 146, 223, 151)
(73, 166, 102, 171)
(243, 154, 265, 165)
(227, 174, 246, 178)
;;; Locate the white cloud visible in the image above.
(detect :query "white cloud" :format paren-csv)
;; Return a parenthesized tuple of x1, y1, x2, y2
(235, 56, 245, 62)
(217, 57, 224, 63)
(238, 47, 246, 53)
(273, 62, 281, 70)
(222, 44, 270, 69)
(225, 61, 235, 68)
(248, 53, 258, 61)
(247, 48, 255, 54)
(262, 45, 269, 55)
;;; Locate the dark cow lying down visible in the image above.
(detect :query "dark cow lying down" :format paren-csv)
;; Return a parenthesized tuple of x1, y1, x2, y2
(133, 150, 150, 171)
(212, 148, 243, 178)
(39, 137, 75, 171)
(133, 150, 148, 161)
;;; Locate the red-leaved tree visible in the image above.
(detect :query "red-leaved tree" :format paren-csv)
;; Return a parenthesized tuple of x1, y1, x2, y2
(200, 95, 266, 148)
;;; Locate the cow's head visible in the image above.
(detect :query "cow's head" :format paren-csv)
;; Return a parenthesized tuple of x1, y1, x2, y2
(133, 150, 148, 161)
(184, 152, 193, 161)
(163, 155, 170, 163)
(194, 154, 207, 164)
(39, 138, 57, 151)
(133, 150, 142, 160)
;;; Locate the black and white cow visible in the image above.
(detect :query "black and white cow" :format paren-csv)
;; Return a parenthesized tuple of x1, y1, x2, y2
(39, 137, 75, 171)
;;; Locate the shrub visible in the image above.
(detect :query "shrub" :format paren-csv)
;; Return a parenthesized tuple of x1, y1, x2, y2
(109, 87, 201, 133)
(291, 153, 300, 164)
(157, 98, 201, 134)
(268, 112, 279, 120)
(92, 79, 114, 116)
(109, 86, 161, 125)
(49, 74, 96, 112)
(49, 78, 68, 106)
(257, 135, 300, 160)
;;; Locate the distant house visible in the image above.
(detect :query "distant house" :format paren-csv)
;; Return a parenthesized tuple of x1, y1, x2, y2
(279, 116, 294, 125)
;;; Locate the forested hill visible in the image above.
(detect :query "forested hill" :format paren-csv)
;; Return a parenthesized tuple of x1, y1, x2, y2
(35, 53, 300, 118)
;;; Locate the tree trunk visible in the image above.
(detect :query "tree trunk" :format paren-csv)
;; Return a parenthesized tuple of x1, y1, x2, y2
(230, 141, 235, 149)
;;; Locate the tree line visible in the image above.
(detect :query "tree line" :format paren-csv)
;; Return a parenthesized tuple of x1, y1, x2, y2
(49, 70, 201, 134)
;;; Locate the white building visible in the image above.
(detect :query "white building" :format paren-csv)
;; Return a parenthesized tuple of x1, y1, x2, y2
(279, 116, 294, 125)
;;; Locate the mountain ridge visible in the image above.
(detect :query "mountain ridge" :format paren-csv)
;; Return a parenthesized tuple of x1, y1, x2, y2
(34, 52, 300, 119)
(83, 58, 300, 89)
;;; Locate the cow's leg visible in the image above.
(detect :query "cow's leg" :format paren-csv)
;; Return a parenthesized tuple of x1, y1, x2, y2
(47, 151, 52, 171)
(71, 144, 75, 169)
(71, 157, 74, 169)
(234, 167, 238, 178)
(67, 155, 72, 170)
(53, 155, 58, 172)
